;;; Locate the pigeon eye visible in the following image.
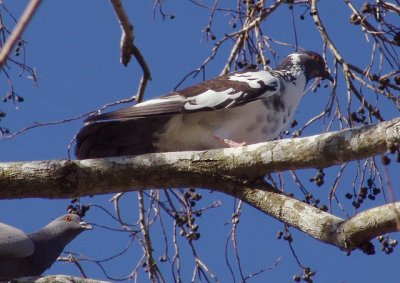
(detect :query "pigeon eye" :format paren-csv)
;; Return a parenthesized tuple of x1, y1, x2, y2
(64, 215, 73, 222)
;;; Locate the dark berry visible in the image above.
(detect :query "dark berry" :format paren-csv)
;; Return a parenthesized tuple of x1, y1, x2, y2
(372, 187, 381, 195)
(381, 155, 391, 165)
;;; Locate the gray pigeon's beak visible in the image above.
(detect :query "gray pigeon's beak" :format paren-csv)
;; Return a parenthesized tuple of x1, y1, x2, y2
(79, 221, 93, 230)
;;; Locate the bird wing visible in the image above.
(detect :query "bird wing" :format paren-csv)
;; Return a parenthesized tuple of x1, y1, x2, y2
(0, 223, 34, 258)
(85, 70, 281, 122)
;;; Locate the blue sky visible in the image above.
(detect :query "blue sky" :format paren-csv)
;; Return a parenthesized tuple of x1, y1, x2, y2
(1, 1, 399, 282)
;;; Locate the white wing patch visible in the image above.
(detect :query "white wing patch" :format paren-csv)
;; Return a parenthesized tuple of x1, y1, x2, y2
(132, 71, 281, 113)
(183, 88, 246, 111)
(228, 71, 278, 89)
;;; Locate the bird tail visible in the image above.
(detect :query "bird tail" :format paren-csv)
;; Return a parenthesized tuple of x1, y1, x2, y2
(75, 117, 166, 159)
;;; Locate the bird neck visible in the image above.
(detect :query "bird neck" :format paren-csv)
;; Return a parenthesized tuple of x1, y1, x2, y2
(277, 54, 302, 71)
(28, 228, 81, 263)
(31, 226, 80, 247)
(276, 54, 310, 84)
(22, 231, 65, 276)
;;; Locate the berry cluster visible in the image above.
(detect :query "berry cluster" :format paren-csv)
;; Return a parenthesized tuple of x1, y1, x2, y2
(67, 198, 90, 217)
(377, 235, 398, 255)
(345, 178, 381, 209)
(293, 267, 316, 283)
(302, 193, 328, 212)
(309, 169, 325, 187)
(175, 189, 203, 242)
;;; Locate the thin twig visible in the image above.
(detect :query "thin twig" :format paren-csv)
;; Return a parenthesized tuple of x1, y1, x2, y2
(137, 191, 165, 282)
(109, 0, 152, 102)
(57, 255, 88, 278)
(231, 201, 246, 282)
(110, 0, 134, 66)
(131, 44, 151, 103)
(0, 0, 42, 69)
(309, 0, 385, 122)
(242, 257, 282, 281)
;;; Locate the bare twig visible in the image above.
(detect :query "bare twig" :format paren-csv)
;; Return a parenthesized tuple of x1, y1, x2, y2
(137, 191, 165, 282)
(231, 201, 246, 281)
(381, 1, 400, 13)
(131, 45, 151, 103)
(309, 0, 384, 122)
(242, 257, 282, 281)
(344, 0, 399, 46)
(57, 255, 88, 278)
(0, 0, 42, 69)
(110, 0, 134, 66)
(109, 0, 152, 102)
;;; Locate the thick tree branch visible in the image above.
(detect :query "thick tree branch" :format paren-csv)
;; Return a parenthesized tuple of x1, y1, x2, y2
(336, 203, 400, 249)
(0, 118, 399, 199)
(225, 183, 400, 251)
(0, 119, 399, 252)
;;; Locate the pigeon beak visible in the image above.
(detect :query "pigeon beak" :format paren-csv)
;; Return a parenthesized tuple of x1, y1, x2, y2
(79, 221, 93, 230)
(322, 70, 334, 82)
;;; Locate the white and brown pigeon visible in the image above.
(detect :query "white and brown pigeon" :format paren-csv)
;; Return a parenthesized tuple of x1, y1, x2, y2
(75, 51, 332, 159)
(0, 214, 92, 280)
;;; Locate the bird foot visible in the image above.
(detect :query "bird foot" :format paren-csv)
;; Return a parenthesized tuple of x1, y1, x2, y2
(213, 136, 247, 148)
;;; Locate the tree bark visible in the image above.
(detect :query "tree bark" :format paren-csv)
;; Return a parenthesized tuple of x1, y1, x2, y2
(0, 118, 399, 251)
(0, 117, 398, 199)
(225, 183, 400, 251)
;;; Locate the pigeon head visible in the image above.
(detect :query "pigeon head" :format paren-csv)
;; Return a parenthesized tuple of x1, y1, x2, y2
(278, 51, 333, 83)
(0, 214, 92, 280)
(26, 214, 92, 274)
(48, 214, 93, 230)
(39, 214, 92, 244)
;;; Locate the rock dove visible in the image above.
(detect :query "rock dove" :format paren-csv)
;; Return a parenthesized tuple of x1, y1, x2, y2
(0, 214, 92, 280)
(75, 51, 332, 159)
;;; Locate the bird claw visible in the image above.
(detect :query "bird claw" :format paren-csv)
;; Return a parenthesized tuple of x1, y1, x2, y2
(213, 136, 246, 148)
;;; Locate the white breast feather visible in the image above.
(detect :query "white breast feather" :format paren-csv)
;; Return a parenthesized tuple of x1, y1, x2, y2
(154, 71, 308, 152)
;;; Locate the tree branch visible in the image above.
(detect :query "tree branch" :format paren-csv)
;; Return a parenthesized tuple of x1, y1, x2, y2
(109, 0, 134, 66)
(109, 0, 151, 102)
(0, 117, 399, 199)
(225, 182, 400, 251)
(0, 0, 42, 69)
(1, 119, 399, 252)
(336, 203, 400, 249)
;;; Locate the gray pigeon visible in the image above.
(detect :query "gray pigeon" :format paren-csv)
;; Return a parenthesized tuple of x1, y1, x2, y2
(75, 51, 332, 159)
(0, 214, 92, 280)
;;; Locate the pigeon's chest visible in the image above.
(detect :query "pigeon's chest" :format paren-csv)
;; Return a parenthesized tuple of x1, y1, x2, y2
(155, 83, 304, 151)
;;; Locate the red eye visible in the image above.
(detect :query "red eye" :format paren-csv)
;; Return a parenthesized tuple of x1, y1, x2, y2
(64, 215, 73, 222)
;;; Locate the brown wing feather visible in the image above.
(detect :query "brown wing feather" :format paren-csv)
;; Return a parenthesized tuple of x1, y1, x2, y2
(75, 116, 170, 158)
(84, 98, 184, 122)
(85, 70, 263, 123)
(173, 74, 233, 97)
